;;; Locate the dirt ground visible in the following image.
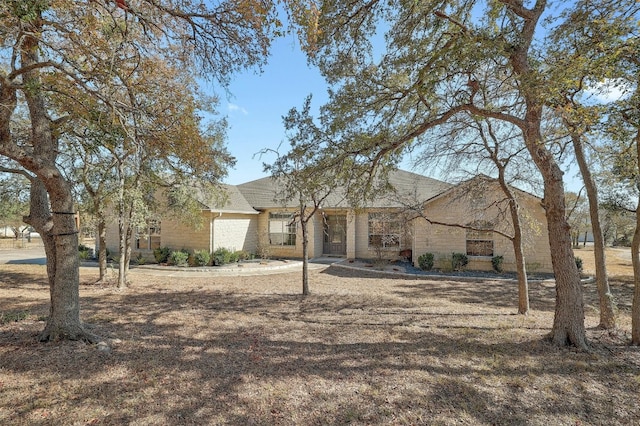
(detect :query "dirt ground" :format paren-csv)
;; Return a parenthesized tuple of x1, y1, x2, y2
(0, 247, 639, 425)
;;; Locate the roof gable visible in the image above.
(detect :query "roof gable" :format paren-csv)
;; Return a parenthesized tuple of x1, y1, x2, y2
(193, 183, 258, 214)
(236, 169, 453, 210)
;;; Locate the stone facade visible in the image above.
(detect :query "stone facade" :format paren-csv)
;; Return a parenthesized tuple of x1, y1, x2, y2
(104, 171, 553, 273)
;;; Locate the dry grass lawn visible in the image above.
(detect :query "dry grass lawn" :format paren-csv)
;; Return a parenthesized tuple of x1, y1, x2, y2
(1, 247, 639, 425)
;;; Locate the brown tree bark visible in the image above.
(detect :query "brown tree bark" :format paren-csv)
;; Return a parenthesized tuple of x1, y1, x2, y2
(631, 129, 640, 345)
(300, 200, 310, 296)
(504, 0, 587, 349)
(570, 133, 616, 329)
(97, 219, 108, 282)
(497, 177, 530, 315)
(631, 206, 640, 344)
(17, 23, 97, 342)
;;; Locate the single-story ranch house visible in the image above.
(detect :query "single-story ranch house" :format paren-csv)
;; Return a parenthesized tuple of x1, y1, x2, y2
(105, 170, 553, 273)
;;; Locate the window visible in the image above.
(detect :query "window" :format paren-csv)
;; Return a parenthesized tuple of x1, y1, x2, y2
(269, 212, 296, 246)
(136, 219, 161, 250)
(368, 212, 401, 249)
(466, 221, 493, 257)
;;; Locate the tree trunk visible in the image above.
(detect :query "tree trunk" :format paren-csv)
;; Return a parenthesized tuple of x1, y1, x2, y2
(18, 25, 96, 342)
(497, 169, 529, 314)
(116, 160, 128, 289)
(542, 169, 587, 348)
(631, 129, 640, 345)
(97, 219, 107, 282)
(631, 207, 640, 344)
(520, 109, 586, 348)
(571, 133, 616, 329)
(509, 200, 529, 315)
(301, 202, 310, 296)
(506, 1, 587, 349)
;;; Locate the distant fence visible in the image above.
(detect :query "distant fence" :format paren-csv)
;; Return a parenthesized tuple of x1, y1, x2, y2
(0, 237, 44, 249)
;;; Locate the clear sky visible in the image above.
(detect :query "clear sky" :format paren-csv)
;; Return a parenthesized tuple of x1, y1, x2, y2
(215, 35, 329, 185)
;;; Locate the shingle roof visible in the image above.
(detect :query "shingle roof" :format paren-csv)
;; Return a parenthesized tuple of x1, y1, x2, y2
(194, 184, 259, 214)
(236, 169, 452, 210)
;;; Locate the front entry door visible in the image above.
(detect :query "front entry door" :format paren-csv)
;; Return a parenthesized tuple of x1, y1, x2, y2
(323, 215, 347, 256)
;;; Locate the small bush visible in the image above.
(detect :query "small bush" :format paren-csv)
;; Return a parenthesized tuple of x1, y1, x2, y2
(256, 241, 271, 260)
(134, 252, 147, 265)
(491, 255, 504, 273)
(229, 250, 240, 263)
(451, 252, 469, 271)
(575, 256, 583, 272)
(78, 244, 94, 260)
(169, 250, 189, 267)
(154, 246, 171, 264)
(235, 250, 251, 261)
(193, 249, 211, 267)
(418, 253, 434, 271)
(213, 247, 235, 266)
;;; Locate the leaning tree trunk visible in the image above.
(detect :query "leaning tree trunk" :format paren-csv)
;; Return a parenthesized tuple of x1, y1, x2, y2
(506, 2, 587, 348)
(497, 169, 529, 314)
(538, 159, 586, 348)
(522, 114, 586, 348)
(571, 133, 616, 329)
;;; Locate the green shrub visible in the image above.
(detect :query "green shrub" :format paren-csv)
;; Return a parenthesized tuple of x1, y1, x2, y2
(418, 253, 434, 271)
(78, 244, 93, 260)
(153, 246, 172, 264)
(213, 247, 234, 266)
(169, 250, 189, 267)
(235, 250, 251, 261)
(575, 256, 583, 272)
(193, 249, 211, 267)
(451, 252, 469, 271)
(134, 252, 147, 265)
(491, 255, 504, 273)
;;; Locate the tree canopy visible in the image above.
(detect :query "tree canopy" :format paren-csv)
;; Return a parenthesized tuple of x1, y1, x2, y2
(289, 0, 639, 348)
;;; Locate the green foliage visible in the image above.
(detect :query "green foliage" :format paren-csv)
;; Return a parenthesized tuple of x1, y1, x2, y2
(575, 256, 583, 273)
(418, 253, 434, 271)
(451, 252, 469, 271)
(0, 310, 29, 324)
(169, 250, 189, 267)
(193, 249, 211, 267)
(213, 247, 235, 266)
(9, 0, 49, 22)
(234, 250, 252, 261)
(491, 255, 504, 273)
(78, 244, 94, 260)
(134, 253, 147, 265)
(154, 246, 172, 264)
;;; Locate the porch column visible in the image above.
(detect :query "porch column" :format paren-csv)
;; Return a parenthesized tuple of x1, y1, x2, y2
(346, 210, 356, 259)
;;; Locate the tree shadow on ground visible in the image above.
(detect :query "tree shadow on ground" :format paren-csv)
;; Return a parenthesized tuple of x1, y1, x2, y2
(1, 282, 639, 425)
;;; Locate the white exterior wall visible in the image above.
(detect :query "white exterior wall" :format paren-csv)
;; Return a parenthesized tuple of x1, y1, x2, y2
(212, 214, 258, 253)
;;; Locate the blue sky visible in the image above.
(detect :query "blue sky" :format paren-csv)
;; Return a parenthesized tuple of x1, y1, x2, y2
(212, 26, 621, 191)
(215, 35, 328, 185)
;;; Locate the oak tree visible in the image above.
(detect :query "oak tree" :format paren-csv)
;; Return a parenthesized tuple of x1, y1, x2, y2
(0, 0, 296, 341)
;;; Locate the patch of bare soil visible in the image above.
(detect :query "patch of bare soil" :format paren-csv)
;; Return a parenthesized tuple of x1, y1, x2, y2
(1, 259, 639, 425)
